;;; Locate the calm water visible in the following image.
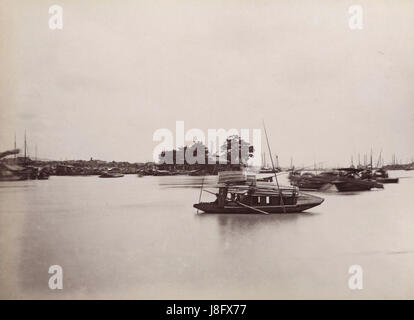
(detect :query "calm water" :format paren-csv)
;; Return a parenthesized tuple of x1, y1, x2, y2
(0, 171, 413, 299)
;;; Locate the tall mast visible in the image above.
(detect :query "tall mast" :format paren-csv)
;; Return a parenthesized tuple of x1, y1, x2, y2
(14, 133, 17, 160)
(24, 130, 27, 164)
(370, 148, 373, 169)
(262, 120, 285, 213)
(376, 149, 382, 168)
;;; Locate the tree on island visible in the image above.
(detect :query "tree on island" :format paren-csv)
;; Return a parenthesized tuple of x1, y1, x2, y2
(220, 135, 254, 166)
(158, 135, 254, 169)
(159, 141, 210, 166)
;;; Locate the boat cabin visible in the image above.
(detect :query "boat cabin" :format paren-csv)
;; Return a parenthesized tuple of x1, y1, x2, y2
(216, 186, 298, 207)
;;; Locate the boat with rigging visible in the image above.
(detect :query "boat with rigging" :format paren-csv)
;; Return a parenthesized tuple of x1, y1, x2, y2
(194, 121, 324, 214)
(193, 171, 324, 214)
(0, 149, 31, 181)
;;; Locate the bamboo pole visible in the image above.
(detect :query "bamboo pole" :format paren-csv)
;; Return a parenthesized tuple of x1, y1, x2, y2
(196, 177, 205, 214)
(235, 201, 269, 215)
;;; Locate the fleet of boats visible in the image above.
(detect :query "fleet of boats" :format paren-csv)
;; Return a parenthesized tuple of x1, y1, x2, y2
(0, 131, 409, 215)
(289, 167, 398, 192)
(0, 149, 50, 181)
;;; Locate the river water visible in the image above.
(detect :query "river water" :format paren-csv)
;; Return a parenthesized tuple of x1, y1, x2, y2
(0, 171, 413, 299)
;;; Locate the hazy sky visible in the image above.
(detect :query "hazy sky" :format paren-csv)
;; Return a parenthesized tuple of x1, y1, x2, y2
(1, 0, 413, 167)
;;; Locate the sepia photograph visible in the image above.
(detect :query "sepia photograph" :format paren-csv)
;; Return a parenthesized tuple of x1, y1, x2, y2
(0, 0, 413, 304)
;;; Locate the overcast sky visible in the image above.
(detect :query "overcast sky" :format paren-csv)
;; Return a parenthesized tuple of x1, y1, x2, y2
(1, 0, 413, 167)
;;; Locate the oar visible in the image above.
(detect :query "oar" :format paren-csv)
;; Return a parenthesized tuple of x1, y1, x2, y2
(235, 201, 269, 215)
(202, 189, 217, 196)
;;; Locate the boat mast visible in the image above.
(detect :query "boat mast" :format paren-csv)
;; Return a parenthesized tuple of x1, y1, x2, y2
(14, 133, 17, 160)
(197, 177, 205, 214)
(24, 130, 27, 165)
(376, 149, 382, 168)
(370, 148, 373, 170)
(262, 120, 286, 213)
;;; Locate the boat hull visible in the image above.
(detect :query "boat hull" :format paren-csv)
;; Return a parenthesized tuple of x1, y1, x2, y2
(375, 177, 399, 184)
(0, 175, 28, 181)
(332, 180, 383, 192)
(194, 194, 324, 214)
(99, 173, 124, 178)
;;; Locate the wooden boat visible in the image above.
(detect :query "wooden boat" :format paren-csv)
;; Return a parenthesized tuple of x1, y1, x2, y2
(99, 172, 124, 178)
(37, 168, 50, 180)
(331, 174, 383, 191)
(152, 169, 181, 176)
(376, 177, 398, 183)
(194, 171, 324, 214)
(259, 167, 280, 174)
(332, 179, 383, 192)
(99, 168, 124, 178)
(0, 149, 29, 181)
(0, 174, 28, 181)
(289, 171, 338, 191)
(318, 168, 383, 192)
(0, 163, 31, 181)
(290, 173, 328, 191)
(372, 169, 399, 184)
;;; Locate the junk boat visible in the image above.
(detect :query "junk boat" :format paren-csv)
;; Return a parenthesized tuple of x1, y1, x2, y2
(331, 168, 383, 192)
(289, 168, 384, 192)
(0, 149, 31, 181)
(194, 171, 324, 214)
(289, 171, 338, 191)
(372, 168, 399, 184)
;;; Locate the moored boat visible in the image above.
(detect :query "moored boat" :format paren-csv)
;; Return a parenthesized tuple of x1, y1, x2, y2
(194, 171, 324, 214)
(0, 149, 31, 181)
(372, 168, 399, 184)
(331, 170, 383, 192)
(289, 170, 339, 191)
(99, 168, 124, 178)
